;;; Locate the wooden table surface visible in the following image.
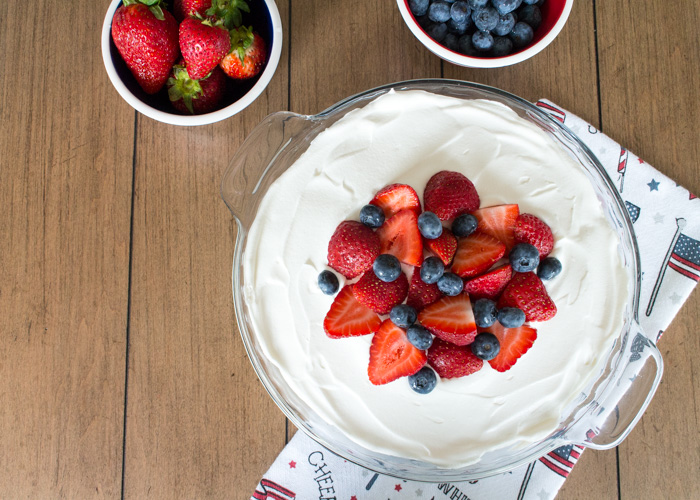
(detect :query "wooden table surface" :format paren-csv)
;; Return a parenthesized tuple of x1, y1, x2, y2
(1, 0, 698, 498)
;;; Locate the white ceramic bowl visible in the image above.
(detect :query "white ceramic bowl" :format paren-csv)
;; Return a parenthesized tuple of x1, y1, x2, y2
(101, 0, 282, 126)
(396, 0, 573, 68)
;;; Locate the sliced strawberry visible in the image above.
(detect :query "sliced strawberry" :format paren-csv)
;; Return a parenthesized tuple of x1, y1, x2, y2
(513, 213, 554, 258)
(427, 338, 483, 379)
(417, 292, 477, 346)
(482, 322, 538, 372)
(425, 228, 457, 266)
(463, 264, 513, 301)
(353, 270, 409, 315)
(423, 171, 480, 221)
(368, 319, 427, 385)
(498, 272, 557, 322)
(369, 183, 421, 220)
(323, 286, 382, 339)
(451, 232, 506, 279)
(327, 220, 380, 279)
(406, 270, 443, 311)
(472, 204, 520, 251)
(376, 209, 423, 267)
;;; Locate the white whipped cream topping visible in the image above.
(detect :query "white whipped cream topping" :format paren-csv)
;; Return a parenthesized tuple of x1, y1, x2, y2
(242, 90, 629, 467)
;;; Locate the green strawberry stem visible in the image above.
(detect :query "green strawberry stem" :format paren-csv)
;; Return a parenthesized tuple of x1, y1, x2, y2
(229, 25, 254, 63)
(206, 0, 250, 30)
(122, 0, 167, 20)
(167, 66, 203, 115)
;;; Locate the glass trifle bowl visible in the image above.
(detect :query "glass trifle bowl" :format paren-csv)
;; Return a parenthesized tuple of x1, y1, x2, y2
(220, 80, 663, 481)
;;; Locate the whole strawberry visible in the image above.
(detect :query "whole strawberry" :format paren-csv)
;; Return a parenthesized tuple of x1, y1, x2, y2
(167, 63, 226, 114)
(173, 0, 211, 21)
(179, 16, 231, 80)
(220, 26, 267, 79)
(111, 0, 180, 94)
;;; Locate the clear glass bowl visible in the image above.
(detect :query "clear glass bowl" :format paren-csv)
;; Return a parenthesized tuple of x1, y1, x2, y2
(221, 80, 664, 481)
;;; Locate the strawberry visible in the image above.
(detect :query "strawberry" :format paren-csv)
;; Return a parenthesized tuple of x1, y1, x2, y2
(323, 286, 382, 339)
(220, 26, 267, 79)
(463, 264, 513, 301)
(353, 270, 409, 315)
(406, 270, 442, 311)
(173, 0, 211, 21)
(427, 338, 483, 379)
(498, 272, 557, 322)
(167, 63, 226, 114)
(424, 228, 457, 266)
(417, 293, 477, 346)
(368, 320, 427, 385)
(451, 232, 506, 279)
(179, 16, 231, 80)
(482, 322, 537, 372)
(111, 0, 180, 94)
(423, 171, 480, 221)
(472, 204, 520, 251)
(376, 209, 423, 267)
(513, 213, 554, 258)
(327, 221, 380, 279)
(369, 184, 421, 220)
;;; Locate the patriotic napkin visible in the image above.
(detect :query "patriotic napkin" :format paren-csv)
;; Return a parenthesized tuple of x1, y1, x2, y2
(251, 101, 700, 500)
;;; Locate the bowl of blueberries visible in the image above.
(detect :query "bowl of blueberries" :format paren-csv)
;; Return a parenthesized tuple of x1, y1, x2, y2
(397, 0, 573, 67)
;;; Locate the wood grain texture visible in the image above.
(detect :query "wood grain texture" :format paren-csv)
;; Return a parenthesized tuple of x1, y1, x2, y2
(0, 0, 133, 497)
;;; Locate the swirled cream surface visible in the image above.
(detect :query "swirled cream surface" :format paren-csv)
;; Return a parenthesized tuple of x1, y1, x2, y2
(242, 90, 629, 467)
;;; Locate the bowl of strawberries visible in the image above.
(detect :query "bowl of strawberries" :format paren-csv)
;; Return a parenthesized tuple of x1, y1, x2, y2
(102, 0, 282, 125)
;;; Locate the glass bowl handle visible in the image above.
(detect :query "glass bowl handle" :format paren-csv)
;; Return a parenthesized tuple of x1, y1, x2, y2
(570, 322, 664, 449)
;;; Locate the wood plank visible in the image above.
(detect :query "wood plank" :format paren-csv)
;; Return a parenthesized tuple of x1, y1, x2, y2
(122, 1, 291, 497)
(0, 0, 133, 497)
(597, 1, 700, 498)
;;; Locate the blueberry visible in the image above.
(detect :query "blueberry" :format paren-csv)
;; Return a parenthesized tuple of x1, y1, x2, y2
(443, 33, 460, 51)
(537, 256, 562, 280)
(518, 4, 541, 29)
(390, 304, 418, 328)
(491, 0, 522, 15)
(473, 298, 498, 328)
(317, 270, 339, 295)
(417, 14, 432, 29)
(448, 17, 471, 34)
(522, 0, 538, 4)
(373, 254, 402, 282)
(408, 0, 430, 16)
(493, 12, 516, 35)
(426, 22, 449, 42)
(471, 332, 500, 361)
(498, 307, 526, 328)
(360, 204, 385, 228)
(468, 0, 489, 8)
(420, 256, 445, 284)
(437, 272, 463, 296)
(472, 6, 499, 31)
(472, 30, 494, 51)
(450, 1, 471, 23)
(458, 34, 479, 55)
(407, 324, 434, 350)
(418, 211, 443, 239)
(509, 243, 540, 272)
(452, 213, 478, 237)
(408, 366, 438, 394)
(429, 2, 452, 22)
(509, 21, 534, 48)
(491, 35, 513, 56)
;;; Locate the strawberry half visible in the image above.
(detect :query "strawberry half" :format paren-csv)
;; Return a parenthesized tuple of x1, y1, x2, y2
(513, 213, 554, 258)
(369, 184, 421, 220)
(451, 232, 506, 279)
(472, 204, 520, 251)
(425, 228, 457, 266)
(368, 320, 427, 385)
(406, 269, 443, 311)
(423, 171, 480, 221)
(376, 210, 423, 267)
(327, 220, 380, 279)
(482, 322, 538, 372)
(417, 292, 477, 346)
(498, 272, 557, 322)
(427, 338, 483, 379)
(463, 264, 513, 301)
(323, 286, 381, 339)
(353, 270, 409, 315)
